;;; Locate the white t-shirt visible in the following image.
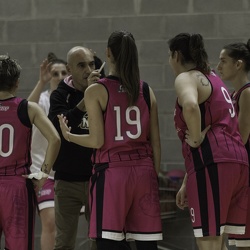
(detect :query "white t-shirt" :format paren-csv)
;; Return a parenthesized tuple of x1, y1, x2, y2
(30, 90, 55, 179)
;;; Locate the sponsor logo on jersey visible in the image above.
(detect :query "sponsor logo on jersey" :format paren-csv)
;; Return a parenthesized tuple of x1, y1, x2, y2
(118, 84, 125, 93)
(176, 127, 181, 133)
(38, 189, 52, 197)
(0, 103, 9, 111)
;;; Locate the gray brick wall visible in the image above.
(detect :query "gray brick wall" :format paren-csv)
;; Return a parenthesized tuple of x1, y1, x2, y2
(0, 0, 249, 172)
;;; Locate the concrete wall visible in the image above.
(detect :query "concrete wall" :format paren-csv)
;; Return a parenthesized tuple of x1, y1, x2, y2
(1, 0, 249, 171)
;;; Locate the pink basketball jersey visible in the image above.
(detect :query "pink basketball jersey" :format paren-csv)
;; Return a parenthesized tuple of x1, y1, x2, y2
(94, 76, 153, 164)
(174, 71, 248, 173)
(231, 83, 250, 154)
(228, 82, 250, 247)
(0, 97, 32, 176)
(231, 83, 250, 114)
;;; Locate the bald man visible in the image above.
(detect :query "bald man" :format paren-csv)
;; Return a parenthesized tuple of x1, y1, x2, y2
(48, 47, 101, 250)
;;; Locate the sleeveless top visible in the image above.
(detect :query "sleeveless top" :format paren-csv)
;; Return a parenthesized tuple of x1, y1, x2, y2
(174, 70, 248, 174)
(93, 76, 153, 165)
(0, 97, 32, 176)
(231, 83, 250, 163)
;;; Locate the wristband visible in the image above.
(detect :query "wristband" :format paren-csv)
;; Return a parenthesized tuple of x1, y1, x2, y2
(27, 170, 49, 180)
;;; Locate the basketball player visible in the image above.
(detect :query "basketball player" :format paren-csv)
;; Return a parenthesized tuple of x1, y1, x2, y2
(169, 33, 249, 250)
(58, 30, 163, 250)
(29, 53, 68, 250)
(0, 55, 60, 250)
(217, 40, 250, 250)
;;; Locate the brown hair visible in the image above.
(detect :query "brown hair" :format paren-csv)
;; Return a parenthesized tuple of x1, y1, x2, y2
(108, 30, 140, 106)
(168, 33, 211, 74)
(0, 55, 21, 91)
(223, 39, 250, 72)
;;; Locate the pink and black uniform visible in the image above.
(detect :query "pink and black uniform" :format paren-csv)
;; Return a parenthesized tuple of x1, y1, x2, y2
(89, 75, 162, 241)
(174, 70, 249, 237)
(0, 97, 35, 250)
(228, 83, 250, 247)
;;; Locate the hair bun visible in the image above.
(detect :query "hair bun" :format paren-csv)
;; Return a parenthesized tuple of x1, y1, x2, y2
(47, 52, 58, 63)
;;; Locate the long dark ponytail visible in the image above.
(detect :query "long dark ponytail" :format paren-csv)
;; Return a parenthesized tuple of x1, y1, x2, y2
(108, 30, 140, 106)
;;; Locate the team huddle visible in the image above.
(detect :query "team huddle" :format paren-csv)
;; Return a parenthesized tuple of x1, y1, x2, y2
(0, 30, 250, 250)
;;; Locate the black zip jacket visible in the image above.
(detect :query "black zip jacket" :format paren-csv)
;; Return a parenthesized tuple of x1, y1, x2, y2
(48, 79, 93, 182)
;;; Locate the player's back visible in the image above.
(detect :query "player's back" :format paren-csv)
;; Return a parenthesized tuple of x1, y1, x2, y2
(0, 97, 32, 176)
(174, 70, 248, 172)
(94, 76, 153, 164)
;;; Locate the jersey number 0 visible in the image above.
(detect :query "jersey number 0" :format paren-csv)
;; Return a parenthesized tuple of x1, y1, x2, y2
(0, 124, 14, 157)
